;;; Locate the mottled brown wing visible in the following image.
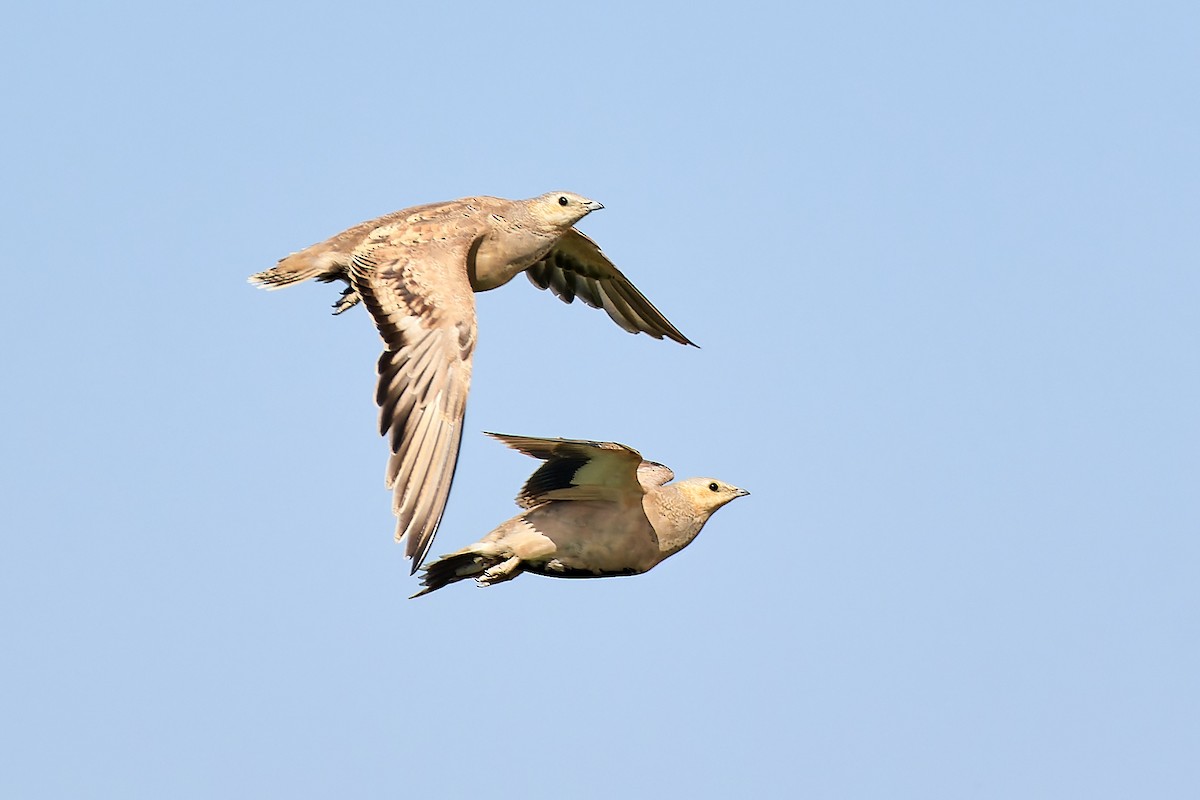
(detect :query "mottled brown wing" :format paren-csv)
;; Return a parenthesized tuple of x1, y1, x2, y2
(485, 433, 648, 508)
(525, 228, 696, 346)
(349, 227, 479, 573)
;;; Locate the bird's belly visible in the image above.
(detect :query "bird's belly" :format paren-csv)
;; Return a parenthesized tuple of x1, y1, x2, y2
(525, 502, 659, 575)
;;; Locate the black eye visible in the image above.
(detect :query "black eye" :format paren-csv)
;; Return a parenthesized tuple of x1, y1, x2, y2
(558, 196, 568, 206)
(708, 482, 719, 492)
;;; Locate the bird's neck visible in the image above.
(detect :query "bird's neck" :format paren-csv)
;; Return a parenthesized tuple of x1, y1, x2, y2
(644, 487, 708, 559)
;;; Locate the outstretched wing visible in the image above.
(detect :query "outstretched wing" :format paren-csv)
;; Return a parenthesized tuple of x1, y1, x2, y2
(350, 224, 480, 572)
(525, 228, 696, 346)
(485, 433, 652, 508)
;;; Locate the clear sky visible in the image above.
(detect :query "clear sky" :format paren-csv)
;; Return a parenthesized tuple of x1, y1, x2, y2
(2, 2, 1197, 797)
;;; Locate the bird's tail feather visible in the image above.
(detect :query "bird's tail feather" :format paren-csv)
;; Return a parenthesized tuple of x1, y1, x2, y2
(248, 250, 332, 289)
(410, 549, 507, 599)
(248, 249, 362, 314)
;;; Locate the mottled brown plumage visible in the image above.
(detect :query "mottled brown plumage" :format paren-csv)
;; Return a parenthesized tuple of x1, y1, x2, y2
(249, 192, 693, 572)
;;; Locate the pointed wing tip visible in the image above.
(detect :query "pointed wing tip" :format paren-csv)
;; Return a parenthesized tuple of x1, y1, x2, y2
(402, 523, 440, 575)
(405, 535, 433, 575)
(646, 329, 698, 348)
(484, 431, 534, 450)
(395, 529, 426, 575)
(655, 323, 697, 347)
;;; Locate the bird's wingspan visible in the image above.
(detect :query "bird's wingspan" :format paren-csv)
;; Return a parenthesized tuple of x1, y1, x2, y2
(350, 228, 479, 572)
(524, 228, 696, 346)
(486, 433, 648, 508)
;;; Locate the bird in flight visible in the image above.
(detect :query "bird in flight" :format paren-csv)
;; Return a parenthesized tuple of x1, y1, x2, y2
(250, 192, 694, 572)
(412, 433, 748, 597)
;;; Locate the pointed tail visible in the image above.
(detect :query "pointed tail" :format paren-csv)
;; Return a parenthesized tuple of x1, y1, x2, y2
(410, 549, 508, 599)
(248, 248, 361, 314)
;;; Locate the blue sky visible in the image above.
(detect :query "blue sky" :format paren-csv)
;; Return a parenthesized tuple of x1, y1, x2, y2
(3, 2, 1197, 797)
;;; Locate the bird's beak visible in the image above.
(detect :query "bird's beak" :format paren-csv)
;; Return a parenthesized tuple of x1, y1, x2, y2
(734, 487, 751, 498)
(584, 200, 605, 212)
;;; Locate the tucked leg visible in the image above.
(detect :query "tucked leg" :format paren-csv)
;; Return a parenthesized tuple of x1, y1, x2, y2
(478, 556, 524, 586)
